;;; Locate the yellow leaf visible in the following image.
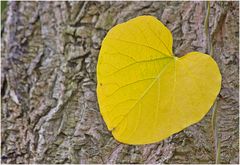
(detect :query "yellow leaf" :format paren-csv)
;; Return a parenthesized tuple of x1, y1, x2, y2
(97, 16, 221, 145)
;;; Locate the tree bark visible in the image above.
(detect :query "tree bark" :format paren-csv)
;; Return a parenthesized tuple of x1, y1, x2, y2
(1, 1, 239, 164)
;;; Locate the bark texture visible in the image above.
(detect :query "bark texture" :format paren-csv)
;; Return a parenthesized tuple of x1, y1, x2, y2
(1, 1, 239, 164)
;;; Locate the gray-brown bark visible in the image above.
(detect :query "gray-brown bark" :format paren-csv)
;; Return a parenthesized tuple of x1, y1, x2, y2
(1, 1, 239, 164)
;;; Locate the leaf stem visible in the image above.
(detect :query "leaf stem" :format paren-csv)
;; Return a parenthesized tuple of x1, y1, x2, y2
(205, 1, 221, 163)
(211, 100, 221, 164)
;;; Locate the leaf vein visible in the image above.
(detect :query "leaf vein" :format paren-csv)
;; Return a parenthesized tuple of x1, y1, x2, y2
(102, 56, 173, 78)
(104, 77, 155, 98)
(112, 60, 173, 130)
(145, 19, 172, 55)
(107, 37, 170, 57)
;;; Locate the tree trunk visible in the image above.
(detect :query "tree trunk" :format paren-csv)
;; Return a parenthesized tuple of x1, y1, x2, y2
(1, 1, 239, 164)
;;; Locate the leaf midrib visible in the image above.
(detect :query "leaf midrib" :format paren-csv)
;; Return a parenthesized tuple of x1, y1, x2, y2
(112, 58, 175, 131)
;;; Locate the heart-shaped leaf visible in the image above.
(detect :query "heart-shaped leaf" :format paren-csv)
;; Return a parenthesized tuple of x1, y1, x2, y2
(97, 16, 221, 145)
